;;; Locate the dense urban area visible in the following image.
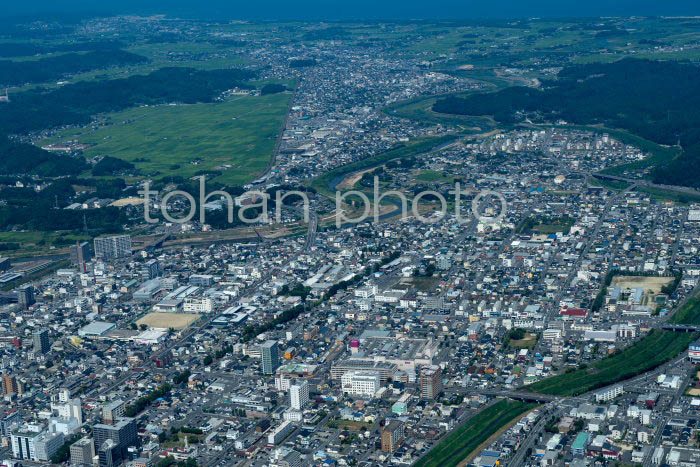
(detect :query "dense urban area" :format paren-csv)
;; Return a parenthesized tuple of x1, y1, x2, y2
(1, 12, 700, 467)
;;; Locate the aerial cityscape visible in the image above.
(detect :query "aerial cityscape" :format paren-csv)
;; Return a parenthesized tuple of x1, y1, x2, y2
(1, 5, 700, 467)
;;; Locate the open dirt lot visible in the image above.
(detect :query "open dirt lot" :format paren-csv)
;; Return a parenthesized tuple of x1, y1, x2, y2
(137, 312, 202, 330)
(611, 276, 673, 294)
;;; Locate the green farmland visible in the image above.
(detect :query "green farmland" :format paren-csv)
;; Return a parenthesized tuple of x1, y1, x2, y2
(415, 399, 535, 467)
(527, 330, 697, 396)
(39, 92, 291, 185)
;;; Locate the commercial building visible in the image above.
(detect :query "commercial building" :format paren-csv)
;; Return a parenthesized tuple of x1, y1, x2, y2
(689, 344, 700, 363)
(331, 359, 397, 384)
(275, 363, 317, 391)
(270, 447, 301, 467)
(261, 340, 280, 375)
(189, 274, 214, 287)
(11, 428, 40, 460)
(51, 397, 82, 424)
(341, 370, 380, 397)
(78, 322, 116, 338)
(380, 421, 405, 453)
(94, 235, 132, 260)
(132, 279, 163, 302)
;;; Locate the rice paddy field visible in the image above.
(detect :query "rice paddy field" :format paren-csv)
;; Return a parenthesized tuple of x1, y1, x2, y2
(39, 92, 291, 185)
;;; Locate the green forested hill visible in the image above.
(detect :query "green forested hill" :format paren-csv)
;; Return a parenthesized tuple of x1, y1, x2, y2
(433, 59, 700, 188)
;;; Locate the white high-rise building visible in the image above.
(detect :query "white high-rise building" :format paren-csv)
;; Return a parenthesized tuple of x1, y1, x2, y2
(289, 381, 309, 410)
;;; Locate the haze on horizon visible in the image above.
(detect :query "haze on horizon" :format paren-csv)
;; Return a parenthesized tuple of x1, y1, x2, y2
(3, 0, 700, 20)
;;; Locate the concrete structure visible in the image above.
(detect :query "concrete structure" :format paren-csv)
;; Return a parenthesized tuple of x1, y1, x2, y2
(94, 235, 132, 260)
(33, 329, 50, 354)
(341, 370, 380, 397)
(331, 359, 397, 383)
(69, 242, 91, 271)
(11, 427, 64, 462)
(102, 400, 125, 424)
(689, 344, 700, 363)
(17, 284, 34, 310)
(419, 365, 442, 400)
(261, 340, 280, 375)
(381, 421, 405, 453)
(267, 421, 295, 445)
(1, 374, 22, 396)
(93, 417, 137, 467)
(70, 437, 95, 467)
(289, 381, 309, 410)
(594, 384, 623, 403)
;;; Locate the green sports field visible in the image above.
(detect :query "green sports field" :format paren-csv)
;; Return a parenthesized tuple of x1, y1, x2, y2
(40, 92, 290, 185)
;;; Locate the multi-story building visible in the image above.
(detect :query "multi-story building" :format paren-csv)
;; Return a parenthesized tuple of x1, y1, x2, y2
(101, 400, 125, 424)
(594, 384, 624, 403)
(69, 241, 92, 271)
(1, 373, 22, 396)
(341, 370, 380, 397)
(183, 297, 213, 313)
(381, 421, 405, 453)
(93, 235, 132, 260)
(419, 365, 442, 400)
(189, 274, 214, 287)
(11, 427, 64, 461)
(289, 381, 309, 410)
(17, 284, 35, 310)
(689, 343, 700, 363)
(143, 259, 161, 280)
(34, 431, 65, 462)
(270, 447, 301, 467)
(51, 398, 82, 425)
(0, 411, 21, 436)
(331, 360, 397, 384)
(267, 421, 295, 446)
(93, 417, 137, 467)
(70, 438, 95, 467)
(11, 427, 40, 460)
(132, 458, 152, 467)
(32, 329, 50, 354)
(261, 340, 280, 375)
